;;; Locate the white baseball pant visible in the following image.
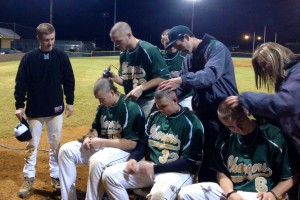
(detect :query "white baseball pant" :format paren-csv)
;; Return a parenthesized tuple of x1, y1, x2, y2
(58, 141, 130, 200)
(178, 182, 262, 200)
(24, 114, 63, 179)
(102, 162, 193, 200)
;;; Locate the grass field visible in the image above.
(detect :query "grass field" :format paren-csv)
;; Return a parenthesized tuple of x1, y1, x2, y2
(0, 56, 267, 138)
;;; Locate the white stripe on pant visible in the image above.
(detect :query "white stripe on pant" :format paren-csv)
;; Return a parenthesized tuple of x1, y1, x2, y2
(58, 141, 130, 200)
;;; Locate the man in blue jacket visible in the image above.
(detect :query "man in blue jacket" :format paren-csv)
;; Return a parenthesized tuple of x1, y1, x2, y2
(159, 25, 238, 182)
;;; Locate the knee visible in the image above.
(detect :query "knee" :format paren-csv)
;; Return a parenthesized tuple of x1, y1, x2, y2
(89, 157, 105, 175)
(148, 189, 165, 200)
(58, 144, 68, 159)
(177, 188, 189, 200)
(101, 169, 112, 188)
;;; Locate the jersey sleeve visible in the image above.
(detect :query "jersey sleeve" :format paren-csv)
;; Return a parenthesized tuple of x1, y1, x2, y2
(62, 52, 75, 105)
(210, 133, 231, 176)
(91, 106, 102, 136)
(261, 124, 294, 180)
(121, 100, 145, 141)
(180, 113, 205, 162)
(14, 54, 29, 109)
(146, 46, 170, 79)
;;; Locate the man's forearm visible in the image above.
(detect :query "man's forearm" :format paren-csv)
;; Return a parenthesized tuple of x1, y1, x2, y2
(111, 75, 124, 86)
(271, 177, 295, 198)
(141, 77, 166, 92)
(102, 138, 137, 151)
(217, 172, 235, 194)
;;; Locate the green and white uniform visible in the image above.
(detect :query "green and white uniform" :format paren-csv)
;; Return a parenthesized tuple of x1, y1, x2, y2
(102, 108, 204, 200)
(58, 94, 145, 200)
(161, 51, 193, 110)
(178, 123, 293, 200)
(119, 40, 170, 117)
(146, 108, 204, 165)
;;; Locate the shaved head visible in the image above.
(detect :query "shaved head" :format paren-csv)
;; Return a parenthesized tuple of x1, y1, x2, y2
(110, 22, 132, 37)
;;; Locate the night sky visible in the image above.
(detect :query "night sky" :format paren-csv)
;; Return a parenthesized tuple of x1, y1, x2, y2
(1, 0, 300, 50)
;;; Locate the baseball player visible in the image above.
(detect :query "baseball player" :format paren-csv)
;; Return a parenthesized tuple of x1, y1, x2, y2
(102, 89, 204, 200)
(58, 78, 145, 200)
(178, 101, 295, 200)
(160, 29, 193, 110)
(14, 23, 75, 198)
(108, 22, 170, 118)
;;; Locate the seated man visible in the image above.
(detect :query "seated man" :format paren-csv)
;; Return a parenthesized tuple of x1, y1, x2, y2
(58, 78, 145, 200)
(101, 88, 204, 200)
(178, 101, 296, 200)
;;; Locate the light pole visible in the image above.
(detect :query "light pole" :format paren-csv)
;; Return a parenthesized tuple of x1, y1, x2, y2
(188, 0, 199, 32)
(50, 0, 53, 24)
(101, 13, 110, 50)
(113, 0, 116, 51)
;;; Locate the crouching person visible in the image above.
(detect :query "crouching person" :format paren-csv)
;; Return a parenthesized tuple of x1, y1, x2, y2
(58, 78, 145, 200)
(101, 88, 204, 200)
(178, 101, 296, 200)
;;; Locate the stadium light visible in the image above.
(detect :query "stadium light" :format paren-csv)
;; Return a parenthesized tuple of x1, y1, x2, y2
(186, 0, 200, 32)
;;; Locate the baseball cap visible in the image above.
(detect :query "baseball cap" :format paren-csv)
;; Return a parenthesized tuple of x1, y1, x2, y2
(14, 118, 32, 142)
(165, 25, 193, 50)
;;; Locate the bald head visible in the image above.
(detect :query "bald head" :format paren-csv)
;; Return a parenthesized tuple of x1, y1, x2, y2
(110, 22, 132, 37)
(93, 78, 117, 96)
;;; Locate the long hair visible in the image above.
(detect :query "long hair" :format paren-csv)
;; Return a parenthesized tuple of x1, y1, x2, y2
(252, 42, 295, 91)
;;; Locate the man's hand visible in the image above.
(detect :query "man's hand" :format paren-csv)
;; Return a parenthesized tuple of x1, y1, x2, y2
(126, 85, 144, 101)
(257, 192, 277, 200)
(65, 104, 74, 118)
(227, 192, 243, 200)
(138, 161, 154, 179)
(159, 77, 182, 91)
(224, 96, 240, 108)
(109, 71, 124, 86)
(125, 159, 138, 174)
(83, 137, 92, 149)
(89, 137, 105, 149)
(15, 108, 25, 121)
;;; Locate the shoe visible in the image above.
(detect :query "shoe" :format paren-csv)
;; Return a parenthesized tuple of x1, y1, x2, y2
(18, 177, 34, 198)
(51, 177, 61, 192)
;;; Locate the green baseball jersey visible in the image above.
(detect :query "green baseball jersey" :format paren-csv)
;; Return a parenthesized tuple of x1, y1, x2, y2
(145, 108, 204, 164)
(119, 40, 170, 100)
(92, 94, 145, 140)
(211, 123, 293, 193)
(161, 51, 193, 99)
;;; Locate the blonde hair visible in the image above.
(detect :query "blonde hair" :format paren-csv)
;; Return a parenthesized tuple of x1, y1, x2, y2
(36, 23, 55, 38)
(252, 42, 294, 91)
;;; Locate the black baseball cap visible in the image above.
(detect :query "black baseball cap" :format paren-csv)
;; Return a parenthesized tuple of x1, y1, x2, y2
(14, 118, 32, 142)
(165, 25, 193, 50)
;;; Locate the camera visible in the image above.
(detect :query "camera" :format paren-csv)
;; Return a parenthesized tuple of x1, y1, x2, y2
(103, 65, 111, 78)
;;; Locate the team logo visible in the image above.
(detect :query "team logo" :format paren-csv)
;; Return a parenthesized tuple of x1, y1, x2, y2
(54, 106, 63, 113)
(44, 53, 50, 60)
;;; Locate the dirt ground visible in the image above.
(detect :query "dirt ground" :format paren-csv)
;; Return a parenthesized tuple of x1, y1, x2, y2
(0, 125, 91, 200)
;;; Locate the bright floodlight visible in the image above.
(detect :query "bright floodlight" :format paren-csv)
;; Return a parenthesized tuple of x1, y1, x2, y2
(244, 35, 250, 40)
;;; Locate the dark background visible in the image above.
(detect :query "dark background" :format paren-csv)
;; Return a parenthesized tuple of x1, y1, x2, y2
(1, 0, 300, 50)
